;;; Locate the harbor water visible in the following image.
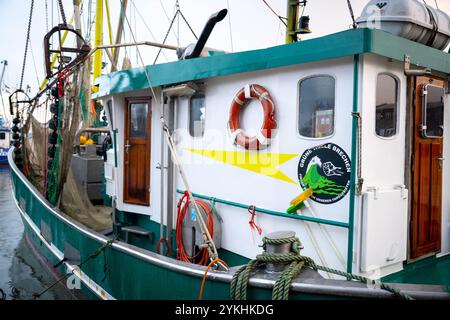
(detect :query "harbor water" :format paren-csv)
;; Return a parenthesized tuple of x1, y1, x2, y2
(0, 166, 74, 300)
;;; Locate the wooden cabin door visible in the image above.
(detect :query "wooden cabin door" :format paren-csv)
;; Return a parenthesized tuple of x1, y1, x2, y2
(411, 77, 445, 259)
(124, 97, 151, 206)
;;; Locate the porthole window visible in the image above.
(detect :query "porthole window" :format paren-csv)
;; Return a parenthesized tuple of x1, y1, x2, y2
(189, 93, 206, 137)
(376, 74, 398, 138)
(298, 76, 335, 138)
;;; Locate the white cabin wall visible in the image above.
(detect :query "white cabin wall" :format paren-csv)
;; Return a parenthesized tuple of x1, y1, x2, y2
(174, 57, 354, 273)
(440, 93, 450, 257)
(360, 54, 407, 187)
(357, 54, 408, 278)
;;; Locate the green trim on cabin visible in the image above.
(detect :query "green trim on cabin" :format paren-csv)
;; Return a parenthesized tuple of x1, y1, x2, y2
(95, 28, 450, 98)
(176, 189, 350, 229)
(347, 55, 360, 274)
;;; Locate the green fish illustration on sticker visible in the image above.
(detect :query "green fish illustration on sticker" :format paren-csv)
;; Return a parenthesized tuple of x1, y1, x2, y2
(297, 143, 351, 204)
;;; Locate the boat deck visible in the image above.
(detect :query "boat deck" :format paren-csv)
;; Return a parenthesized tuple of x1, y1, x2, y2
(382, 255, 450, 293)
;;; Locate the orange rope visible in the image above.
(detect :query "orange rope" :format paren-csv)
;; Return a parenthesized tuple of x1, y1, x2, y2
(198, 258, 228, 300)
(176, 191, 214, 265)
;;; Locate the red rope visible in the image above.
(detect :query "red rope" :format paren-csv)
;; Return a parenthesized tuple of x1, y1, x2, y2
(57, 68, 70, 97)
(176, 191, 214, 266)
(248, 205, 262, 235)
(156, 238, 171, 256)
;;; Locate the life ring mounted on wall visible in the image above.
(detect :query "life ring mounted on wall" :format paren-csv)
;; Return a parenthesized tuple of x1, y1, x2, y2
(228, 84, 277, 150)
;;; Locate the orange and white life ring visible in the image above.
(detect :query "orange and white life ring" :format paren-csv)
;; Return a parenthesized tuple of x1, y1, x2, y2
(228, 84, 277, 150)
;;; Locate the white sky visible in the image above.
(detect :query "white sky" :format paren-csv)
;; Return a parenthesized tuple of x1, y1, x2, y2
(0, 0, 449, 121)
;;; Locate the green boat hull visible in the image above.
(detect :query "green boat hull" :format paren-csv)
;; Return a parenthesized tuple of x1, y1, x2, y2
(9, 150, 450, 300)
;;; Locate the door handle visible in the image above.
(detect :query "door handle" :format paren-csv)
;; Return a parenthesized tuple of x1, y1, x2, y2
(125, 143, 132, 154)
(438, 157, 445, 169)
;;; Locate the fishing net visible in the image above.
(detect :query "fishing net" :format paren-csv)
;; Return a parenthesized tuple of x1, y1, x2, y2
(20, 62, 112, 232)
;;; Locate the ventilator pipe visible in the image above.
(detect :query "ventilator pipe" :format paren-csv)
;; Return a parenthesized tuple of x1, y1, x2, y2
(182, 9, 228, 60)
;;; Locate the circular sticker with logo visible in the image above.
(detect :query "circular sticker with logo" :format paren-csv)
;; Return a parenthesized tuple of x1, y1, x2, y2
(297, 143, 351, 204)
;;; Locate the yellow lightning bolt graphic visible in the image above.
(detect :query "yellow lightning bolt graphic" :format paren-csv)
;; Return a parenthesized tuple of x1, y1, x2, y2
(186, 149, 299, 184)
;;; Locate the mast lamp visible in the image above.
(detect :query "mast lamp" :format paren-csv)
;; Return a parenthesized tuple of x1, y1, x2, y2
(286, 0, 311, 44)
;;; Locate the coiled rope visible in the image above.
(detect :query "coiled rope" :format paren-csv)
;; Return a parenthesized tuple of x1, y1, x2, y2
(230, 236, 413, 300)
(176, 191, 214, 265)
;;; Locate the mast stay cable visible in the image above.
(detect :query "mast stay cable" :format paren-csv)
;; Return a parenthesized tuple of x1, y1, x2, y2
(346, 0, 357, 29)
(261, 0, 287, 27)
(226, 0, 234, 52)
(153, 2, 198, 65)
(129, 0, 169, 62)
(57, 0, 68, 25)
(19, 0, 35, 91)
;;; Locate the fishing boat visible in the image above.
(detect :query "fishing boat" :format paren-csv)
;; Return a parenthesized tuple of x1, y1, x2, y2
(7, 0, 450, 300)
(0, 126, 10, 166)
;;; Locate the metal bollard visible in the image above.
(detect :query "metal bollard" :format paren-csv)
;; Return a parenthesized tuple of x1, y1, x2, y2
(264, 230, 296, 272)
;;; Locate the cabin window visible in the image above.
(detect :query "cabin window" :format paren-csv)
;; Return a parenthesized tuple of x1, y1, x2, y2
(0, 132, 5, 140)
(375, 74, 398, 138)
(298, 76, 335, 138)
(130, 103, 148, 138)
(422, 85, 445, 138)
(189, 93, 206, 137)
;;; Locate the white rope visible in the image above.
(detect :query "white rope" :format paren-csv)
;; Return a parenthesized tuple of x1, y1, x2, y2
(303, 200, 346, 269)
(302, 222, 334, 279)
(226, 0, 234, 52)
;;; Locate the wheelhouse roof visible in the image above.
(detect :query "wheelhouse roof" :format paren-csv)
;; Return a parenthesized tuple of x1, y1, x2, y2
(96, 28, 450, 98)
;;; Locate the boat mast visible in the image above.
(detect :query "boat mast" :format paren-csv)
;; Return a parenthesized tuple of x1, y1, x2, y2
(285, 0, 299, 43)
(0, 60, 8, 124)
(285, 0, 310, 44)
(111, 0, 128, 72)
(92, 0, 103, 91)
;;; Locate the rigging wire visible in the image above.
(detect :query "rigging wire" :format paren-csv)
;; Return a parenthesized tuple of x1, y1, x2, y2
(57, 0, 68, 25)
(175, 0, 180, 47)
(134, 3, 138, 66)
(347, 0, 357, 29)
(129, 0, 169, 61)
(434, 0, 439, 9)
(28, 39, 41, 88)
(261, 0, 287, 27)
(153, 10, 180, 64)
(159, 0, 180, 41)
(19, 0, 34, 91)
(45, 0, 49, 32)
(0, 61, 8, 123)
(178, 10, 198, 40)
(226, 0, 234, 52)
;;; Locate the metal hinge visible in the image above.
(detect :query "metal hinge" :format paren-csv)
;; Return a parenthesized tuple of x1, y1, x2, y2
(366, 186, 380, 200)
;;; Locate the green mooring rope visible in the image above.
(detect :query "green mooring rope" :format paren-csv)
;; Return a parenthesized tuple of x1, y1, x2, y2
(230, 236, 413, 300)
